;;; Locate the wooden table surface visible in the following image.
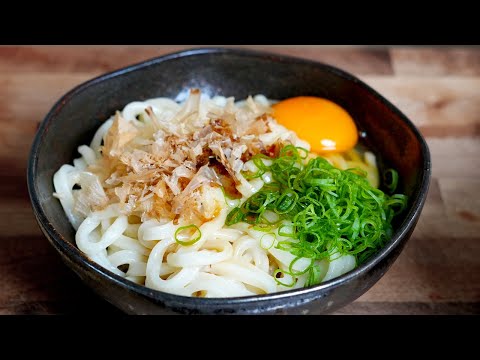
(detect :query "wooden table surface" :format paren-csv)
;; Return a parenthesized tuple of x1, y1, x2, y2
(1, 45, 479, 315)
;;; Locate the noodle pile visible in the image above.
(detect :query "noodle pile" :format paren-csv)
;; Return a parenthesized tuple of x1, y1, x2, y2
(53, 89, 395, 297)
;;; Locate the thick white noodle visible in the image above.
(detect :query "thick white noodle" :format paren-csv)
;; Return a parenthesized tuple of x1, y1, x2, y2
(53, 93, 359, 297)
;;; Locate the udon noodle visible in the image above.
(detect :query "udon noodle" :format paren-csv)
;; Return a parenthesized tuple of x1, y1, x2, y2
(53, 89, 384, 297)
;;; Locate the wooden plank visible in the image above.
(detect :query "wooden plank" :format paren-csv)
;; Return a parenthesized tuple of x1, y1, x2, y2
(427, 138, 480, 179)
(391, 47, 480, 76)
(0, 73, 94, 124)
(0, 201, 42, 237)
(355, 177, 480, 303)
(0, 298, 121, 315)
(439, 178, 480, 239)
(333, 301, 479, 315)
(0, 234, 120, 315)
(360, 76, 480, 136)
(357, 236, 480, 303)
(0, 73, 95, 166)
(0, 45, 394, 75)
(254, 46, 394, 75)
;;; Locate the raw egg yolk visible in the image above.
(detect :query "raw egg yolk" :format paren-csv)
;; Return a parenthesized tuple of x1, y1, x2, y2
(272, 96, 358, 154)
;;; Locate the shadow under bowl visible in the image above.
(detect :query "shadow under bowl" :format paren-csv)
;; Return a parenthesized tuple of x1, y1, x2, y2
(27, 48, 431, 314)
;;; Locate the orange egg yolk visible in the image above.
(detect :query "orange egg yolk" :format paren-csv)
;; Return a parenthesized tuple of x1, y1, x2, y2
(272, 96, 358, 154)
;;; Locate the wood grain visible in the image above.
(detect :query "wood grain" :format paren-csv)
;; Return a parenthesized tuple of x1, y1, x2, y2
(0, 46, 394, 75)
(359, 76, 480, 136)
(391, 47, 480, 76)
(0, 45, 478, 315)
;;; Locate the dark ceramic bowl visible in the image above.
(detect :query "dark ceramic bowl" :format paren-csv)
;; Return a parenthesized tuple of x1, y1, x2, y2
(27, 48, 431, 314)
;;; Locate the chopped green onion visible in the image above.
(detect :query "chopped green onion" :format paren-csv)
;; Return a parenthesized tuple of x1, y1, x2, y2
(278, 223, 295, 237)
(260, 233, 276, 250)
(253, 223, 274, 232)
(305, 265, 323, 287)
(174, 225, 202, 246)
(273, 269, 296, 287)
(226, 207, 244, 226)
(383, 169, 399, 193)
(274, 189, 298, 214)
(288, 257, 314, 276)
(226, 146, 408, 285)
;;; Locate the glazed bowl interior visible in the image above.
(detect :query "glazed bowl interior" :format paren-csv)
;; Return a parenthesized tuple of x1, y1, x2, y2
(28, 48, 431, 314)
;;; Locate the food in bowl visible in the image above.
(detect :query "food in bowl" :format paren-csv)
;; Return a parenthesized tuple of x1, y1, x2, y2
(53, 88, 407, 297)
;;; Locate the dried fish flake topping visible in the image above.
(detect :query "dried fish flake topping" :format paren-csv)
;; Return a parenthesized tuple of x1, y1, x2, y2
(86, 89, 308, 225)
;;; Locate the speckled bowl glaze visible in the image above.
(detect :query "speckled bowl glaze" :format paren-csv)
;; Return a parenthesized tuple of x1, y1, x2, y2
(27, 48, 431, 314)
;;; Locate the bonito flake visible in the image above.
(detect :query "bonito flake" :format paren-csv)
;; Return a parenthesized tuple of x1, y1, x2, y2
(85, 89, 305, 225)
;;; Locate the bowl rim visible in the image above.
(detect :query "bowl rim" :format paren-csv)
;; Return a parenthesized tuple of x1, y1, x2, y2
(27, 47, 431, 306)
